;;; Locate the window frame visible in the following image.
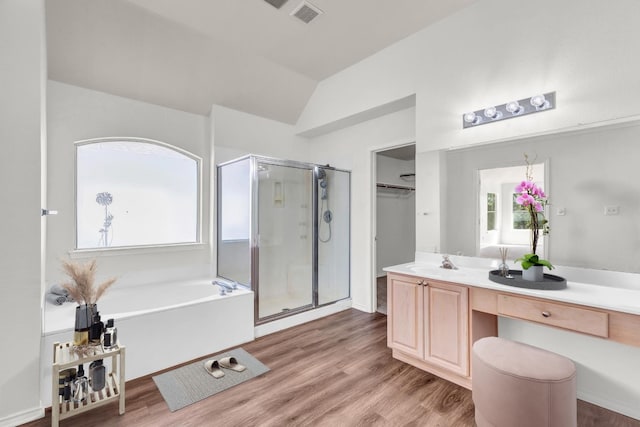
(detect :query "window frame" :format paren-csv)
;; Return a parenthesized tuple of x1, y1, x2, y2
(73, 137, 203, 254)
(486, 192, 497, 231)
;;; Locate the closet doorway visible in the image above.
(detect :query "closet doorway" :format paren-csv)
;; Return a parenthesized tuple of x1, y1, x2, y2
(374, 144, 416, 315)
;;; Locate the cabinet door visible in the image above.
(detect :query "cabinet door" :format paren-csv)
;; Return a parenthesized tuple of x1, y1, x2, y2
(388, 274, 424, 358)
(424, 280, 469, 376)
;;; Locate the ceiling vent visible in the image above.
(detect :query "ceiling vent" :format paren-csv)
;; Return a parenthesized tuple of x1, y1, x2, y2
(263, 0, 289, 9)
(290, 1, 323, 24)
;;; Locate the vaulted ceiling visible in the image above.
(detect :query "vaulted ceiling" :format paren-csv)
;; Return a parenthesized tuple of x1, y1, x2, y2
(46, 0, 476, 124)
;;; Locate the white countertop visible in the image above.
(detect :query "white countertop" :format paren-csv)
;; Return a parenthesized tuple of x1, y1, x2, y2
(384, 253, 640, 316)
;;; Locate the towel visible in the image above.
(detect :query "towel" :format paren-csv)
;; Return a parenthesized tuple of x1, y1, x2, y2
(50, 283, 69, 296)
(46, 293, 67, 306)
(49, 284, 75, 302)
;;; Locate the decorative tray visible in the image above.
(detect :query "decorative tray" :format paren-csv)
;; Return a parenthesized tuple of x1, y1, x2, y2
(488, 270, 567, 290)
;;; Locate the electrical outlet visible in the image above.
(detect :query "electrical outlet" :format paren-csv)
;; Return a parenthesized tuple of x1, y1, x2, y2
(604, 205, 620, 216)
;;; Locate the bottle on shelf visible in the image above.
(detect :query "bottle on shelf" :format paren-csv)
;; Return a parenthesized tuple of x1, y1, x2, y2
(73, 364, 88, 404)
(59, 368, 76, 402)
(89, 359, 106, 391)
(89, 309, 104, 345)
(104, 319, 118, 349)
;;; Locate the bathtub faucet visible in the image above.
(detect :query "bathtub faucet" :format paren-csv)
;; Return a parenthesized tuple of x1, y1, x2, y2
(212, 280, 235, 294)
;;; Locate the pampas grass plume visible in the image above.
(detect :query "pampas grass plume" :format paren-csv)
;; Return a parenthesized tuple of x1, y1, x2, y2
(61, 259, 116, 305)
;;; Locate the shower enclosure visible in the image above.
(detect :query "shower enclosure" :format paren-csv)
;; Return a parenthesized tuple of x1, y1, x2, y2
(216, 155, 350, 324)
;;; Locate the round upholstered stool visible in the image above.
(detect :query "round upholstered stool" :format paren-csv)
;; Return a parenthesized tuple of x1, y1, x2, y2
(472, 337, 577, 427)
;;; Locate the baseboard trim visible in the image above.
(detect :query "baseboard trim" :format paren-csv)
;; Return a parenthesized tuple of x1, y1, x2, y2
(351, 302, 374, 313)
(578, 390, 640, 421)
(0, 406, 44, 427)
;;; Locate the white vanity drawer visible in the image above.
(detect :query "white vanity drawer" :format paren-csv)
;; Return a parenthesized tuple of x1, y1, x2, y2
(497, 294, 609, 338)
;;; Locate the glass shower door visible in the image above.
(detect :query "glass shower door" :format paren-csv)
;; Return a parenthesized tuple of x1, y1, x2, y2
(256, 161, 314, 321)
(316, 167, 350, 305)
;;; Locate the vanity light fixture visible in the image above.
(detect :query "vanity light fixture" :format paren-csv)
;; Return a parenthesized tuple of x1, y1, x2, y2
(463, 111, 481, 125)
(530, 94, 551, 110)
(484, 106, 502, 120)
(463, 92, 555, 129)
(505, 100, 523, 115)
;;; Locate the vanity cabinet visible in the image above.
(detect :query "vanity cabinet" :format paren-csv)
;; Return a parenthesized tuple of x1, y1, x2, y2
(387, 273, 470, 387)
(387, 274, 424, 358)
(424, 279, 469, 376)
(387, 265, 640, 400)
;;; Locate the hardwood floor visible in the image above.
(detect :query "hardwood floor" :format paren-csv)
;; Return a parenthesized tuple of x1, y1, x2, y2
(24, 309, 640, 427)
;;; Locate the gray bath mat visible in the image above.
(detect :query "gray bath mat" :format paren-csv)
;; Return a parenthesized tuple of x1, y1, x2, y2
(153, 347, 269, 412)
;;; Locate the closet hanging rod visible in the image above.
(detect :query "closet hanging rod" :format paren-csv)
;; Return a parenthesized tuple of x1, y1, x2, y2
(376, 183, 415, 191)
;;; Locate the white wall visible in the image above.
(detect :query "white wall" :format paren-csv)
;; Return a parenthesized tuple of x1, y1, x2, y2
(0, 1, 46, 425)
(307, 107, 416, 312)
(414, 150, 447, 254)
(46, 81, 211, 284)
(297, 0, 640, 151)
(376, 155, 415, 276)
(295, 38, 419, 136)
(212, 104, 308, 164)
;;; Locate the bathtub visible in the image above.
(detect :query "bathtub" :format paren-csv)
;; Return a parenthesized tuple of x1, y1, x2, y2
(40, 278, 254, 407)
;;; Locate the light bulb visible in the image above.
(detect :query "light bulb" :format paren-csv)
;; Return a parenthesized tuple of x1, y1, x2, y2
(530, 94, 549, 110)
(505, 101, 522, 114)
(463, 112, 480, 124)
(484, 106, 502, 120)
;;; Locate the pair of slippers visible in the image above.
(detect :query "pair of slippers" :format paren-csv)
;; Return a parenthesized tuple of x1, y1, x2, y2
(204, 356, 246, 379)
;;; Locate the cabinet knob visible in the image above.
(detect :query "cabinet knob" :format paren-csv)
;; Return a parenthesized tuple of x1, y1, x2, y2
(541, 311, 551, 318)
(418, 280, 424, 286)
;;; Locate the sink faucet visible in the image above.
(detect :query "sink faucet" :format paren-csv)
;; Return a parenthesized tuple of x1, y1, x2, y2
(441, 255, 458, 270)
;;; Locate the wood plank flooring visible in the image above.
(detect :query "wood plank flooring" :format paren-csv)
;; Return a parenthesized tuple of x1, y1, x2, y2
(24, 309, 640, 427)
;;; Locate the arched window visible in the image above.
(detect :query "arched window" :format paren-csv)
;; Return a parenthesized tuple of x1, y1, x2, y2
(75, 138, 200, 249)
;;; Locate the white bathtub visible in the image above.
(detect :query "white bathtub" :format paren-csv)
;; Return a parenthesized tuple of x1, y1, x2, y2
(41, 278, 254, 406)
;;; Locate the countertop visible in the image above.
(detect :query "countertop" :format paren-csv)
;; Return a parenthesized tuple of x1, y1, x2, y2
(384, 254, 640, 316)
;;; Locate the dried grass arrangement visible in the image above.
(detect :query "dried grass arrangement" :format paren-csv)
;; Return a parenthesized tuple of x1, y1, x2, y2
(62, 259, 117, 305)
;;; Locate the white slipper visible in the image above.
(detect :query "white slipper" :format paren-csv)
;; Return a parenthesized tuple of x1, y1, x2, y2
(219, 356, 246, 372)
(204, 359, 225, 378)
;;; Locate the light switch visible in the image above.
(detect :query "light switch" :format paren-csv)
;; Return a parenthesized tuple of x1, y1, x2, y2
(604, 205, 620, 216)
